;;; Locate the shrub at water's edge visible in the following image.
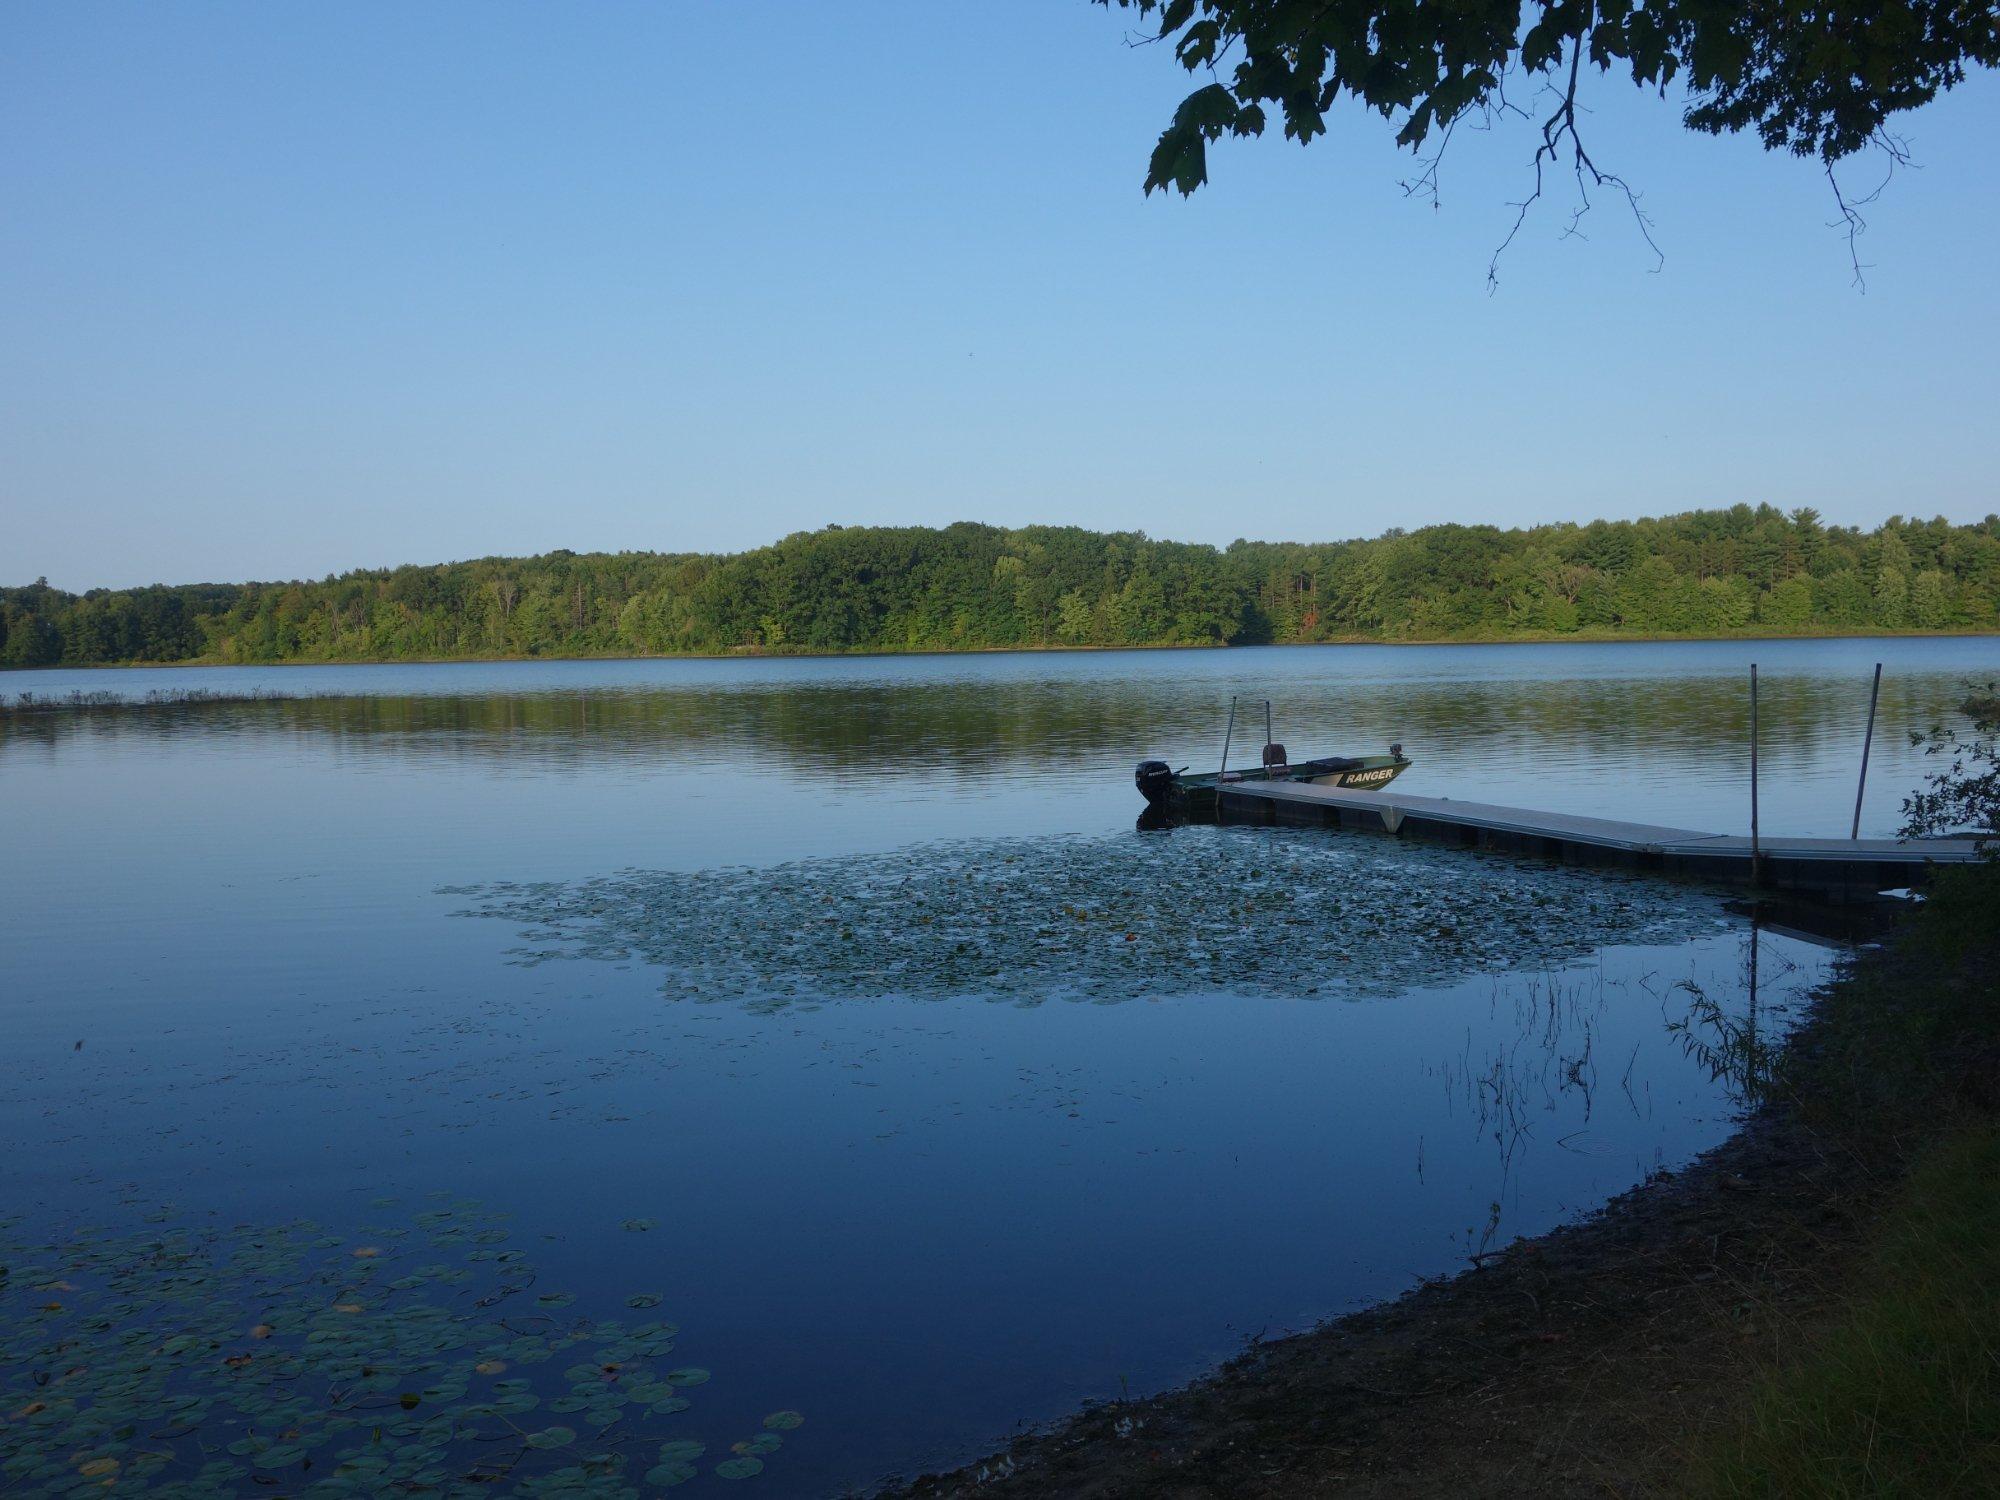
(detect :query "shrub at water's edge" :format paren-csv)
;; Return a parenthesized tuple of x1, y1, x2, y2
(5, 507, 1999, 667)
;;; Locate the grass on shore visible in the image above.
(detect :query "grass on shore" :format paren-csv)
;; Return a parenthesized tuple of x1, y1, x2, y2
(1699, 1122, 2000, 1497)
(1698, 860, 1999, 1497)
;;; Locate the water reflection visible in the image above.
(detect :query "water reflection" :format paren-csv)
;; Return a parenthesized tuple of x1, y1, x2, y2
(0, 668, 1965, 768)
(4, 639, 1990, 836)
(1, 917, 1821, 1495)
(0, 639, 1945, 1493)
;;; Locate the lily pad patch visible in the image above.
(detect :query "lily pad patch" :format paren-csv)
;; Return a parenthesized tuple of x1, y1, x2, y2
(0, 1203, 802, 1494)
(448, 829, 1728, 1008)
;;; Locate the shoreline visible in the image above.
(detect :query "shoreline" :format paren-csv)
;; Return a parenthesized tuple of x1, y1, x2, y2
(885, 1079, 1869, 1497)
(6, 626, 1999, 677)
(883, 907, 1996, 1498)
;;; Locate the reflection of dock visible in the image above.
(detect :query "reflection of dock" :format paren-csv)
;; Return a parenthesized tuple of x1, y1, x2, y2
(1215, 781, 1984, 896)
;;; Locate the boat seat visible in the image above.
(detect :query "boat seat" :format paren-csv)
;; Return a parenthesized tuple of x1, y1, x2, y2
(1298, 755, 1363, 775)
(1261, 743, 1288, 775)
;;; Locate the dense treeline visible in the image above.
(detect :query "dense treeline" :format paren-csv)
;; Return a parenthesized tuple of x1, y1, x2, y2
(5, 508, 1999, 668)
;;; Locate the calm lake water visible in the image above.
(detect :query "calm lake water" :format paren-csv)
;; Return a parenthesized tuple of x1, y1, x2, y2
(2, 637, 1993, 1495)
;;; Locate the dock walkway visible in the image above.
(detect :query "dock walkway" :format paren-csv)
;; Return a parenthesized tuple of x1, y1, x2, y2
(1215, 780, 1985, 895)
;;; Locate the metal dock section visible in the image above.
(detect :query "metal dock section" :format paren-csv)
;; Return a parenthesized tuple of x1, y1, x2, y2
(1214, 780, 1986, 896)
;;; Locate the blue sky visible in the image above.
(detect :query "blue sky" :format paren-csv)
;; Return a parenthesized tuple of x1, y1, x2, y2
(4, 2, 1997, 591)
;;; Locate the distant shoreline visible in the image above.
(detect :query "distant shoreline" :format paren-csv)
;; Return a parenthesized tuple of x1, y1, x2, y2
(6, 626, 1999, 675)
(12, 513, 1996, 670)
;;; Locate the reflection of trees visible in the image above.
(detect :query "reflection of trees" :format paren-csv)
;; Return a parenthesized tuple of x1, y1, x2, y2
(1, 670, 1973, 786)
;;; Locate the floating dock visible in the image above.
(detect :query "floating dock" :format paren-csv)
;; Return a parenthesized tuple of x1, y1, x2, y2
(1214, 780, 1985, 896)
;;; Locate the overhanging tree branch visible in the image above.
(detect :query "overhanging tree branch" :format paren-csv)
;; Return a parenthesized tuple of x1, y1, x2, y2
(1097, 0, 1998, 284)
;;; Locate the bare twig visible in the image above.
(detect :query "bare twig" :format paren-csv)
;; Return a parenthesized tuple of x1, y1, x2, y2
(1826, 130, 1914, 292)
(1489, 17, 1664, 291)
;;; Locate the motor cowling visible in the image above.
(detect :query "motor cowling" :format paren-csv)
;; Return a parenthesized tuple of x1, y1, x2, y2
(1135, 759, 1176, 806)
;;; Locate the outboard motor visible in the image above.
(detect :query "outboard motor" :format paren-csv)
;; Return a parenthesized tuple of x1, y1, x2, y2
(1134, 759, 1176, 807)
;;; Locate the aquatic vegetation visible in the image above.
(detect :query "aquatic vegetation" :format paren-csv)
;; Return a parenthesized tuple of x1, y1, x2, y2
(447, 828, 1732, 1008)
(0, 1201, 797, 1495)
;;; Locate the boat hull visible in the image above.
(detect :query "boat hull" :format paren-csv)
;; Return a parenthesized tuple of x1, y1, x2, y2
(1136, 753, 1412, 813)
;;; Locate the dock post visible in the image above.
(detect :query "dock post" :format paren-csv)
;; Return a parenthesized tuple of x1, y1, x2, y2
(1750, 664, 1763, 886)
(1219, 696, 1237, 779)
(1851, 662, 1882, 840)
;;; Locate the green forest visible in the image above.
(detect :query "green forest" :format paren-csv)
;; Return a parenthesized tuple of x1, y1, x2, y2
(5, 507, 1998, 669)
